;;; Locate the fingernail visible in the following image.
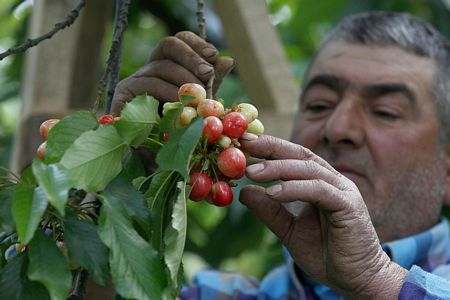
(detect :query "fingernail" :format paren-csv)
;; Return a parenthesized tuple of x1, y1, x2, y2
(246, 163, 264, 174)
(198, 63, 213, 75)
(266, 184, 282, 197)
(202, 47, 217, 58)
(241, 132, 258, 141)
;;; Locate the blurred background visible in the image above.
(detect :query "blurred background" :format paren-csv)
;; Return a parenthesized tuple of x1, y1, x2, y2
(0, 0, 449, 283)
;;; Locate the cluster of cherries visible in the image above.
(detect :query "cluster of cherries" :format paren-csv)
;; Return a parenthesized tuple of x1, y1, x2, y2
(171, 83, 264, 207)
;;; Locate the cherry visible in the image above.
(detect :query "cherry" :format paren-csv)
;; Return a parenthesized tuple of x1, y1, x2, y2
(179, 106, 197, 126)
(247, 119, 264, 136)
(217, 147, 246, 179)
(189, 172, 213, 201)
(202, 116, 223, 143)
(98, 114, 115, 125)
(222, 112, 248, 138)
(211, 181, 233, 207)
(197, 99, 225, 118)
(237, 103, 258, 123)
(178, 83, 206, 107)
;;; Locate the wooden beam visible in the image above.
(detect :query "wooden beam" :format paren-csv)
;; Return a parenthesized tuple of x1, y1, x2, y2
(214, 0, 299, 139)
(11, 0, 112, 172)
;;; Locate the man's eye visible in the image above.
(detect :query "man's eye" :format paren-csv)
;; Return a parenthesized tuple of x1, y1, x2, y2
(305, 102, 330, 112)
(373, 109, 399, 120)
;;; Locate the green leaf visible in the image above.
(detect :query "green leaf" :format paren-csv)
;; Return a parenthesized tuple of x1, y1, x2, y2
(0, 188, 15, 235)
(104, 174, 151, 239)
(159, 102, 183, 134)
(60, 125, 127, 192)
(121, 149, 146, 181)
(98, 195, 167, 300)
(12, 185, 48, 244)
(156, 117, 203, 181)
(0, 253, 50, 300)
(164, 181, 187, 297)
(20, 165, 37, 186)
(144, 170, 178, 252)
(45, 111, 98, 164)
(179, 94, 196, 105)
(27, 231, 72, 300)
(32, 160, 71, 216)
(114, 95, 160, 146)
(64, 217, 109, 286)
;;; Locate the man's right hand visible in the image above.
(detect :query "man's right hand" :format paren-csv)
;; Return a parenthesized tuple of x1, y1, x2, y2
(111, 31, 234, 116)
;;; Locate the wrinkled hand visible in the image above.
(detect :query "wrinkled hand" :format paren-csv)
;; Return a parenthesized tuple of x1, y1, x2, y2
(111, 31, 234, 116)
(239, 134, 407, 298)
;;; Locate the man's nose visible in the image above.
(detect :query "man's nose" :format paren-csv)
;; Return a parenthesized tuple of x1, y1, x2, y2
(320, 98, 365, 147)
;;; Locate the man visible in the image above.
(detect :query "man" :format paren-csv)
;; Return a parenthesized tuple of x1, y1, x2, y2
(112, 11, 450, 299)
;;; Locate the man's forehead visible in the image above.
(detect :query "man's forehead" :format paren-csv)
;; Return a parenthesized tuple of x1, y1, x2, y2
(306, 41, 436, 85)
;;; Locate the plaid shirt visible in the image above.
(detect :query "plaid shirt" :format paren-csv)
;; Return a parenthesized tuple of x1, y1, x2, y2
(180, 218, 450, 299)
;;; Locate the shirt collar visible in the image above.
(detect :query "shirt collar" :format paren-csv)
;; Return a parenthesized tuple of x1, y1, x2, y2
(382, 218, 450, 272)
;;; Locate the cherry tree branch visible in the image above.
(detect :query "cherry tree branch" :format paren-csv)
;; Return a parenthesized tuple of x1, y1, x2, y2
(0, 0, 86, 61)
(93, 0, 130, 114)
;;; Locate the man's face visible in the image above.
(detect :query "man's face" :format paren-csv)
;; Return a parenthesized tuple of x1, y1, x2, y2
(290, 42, 448, 242)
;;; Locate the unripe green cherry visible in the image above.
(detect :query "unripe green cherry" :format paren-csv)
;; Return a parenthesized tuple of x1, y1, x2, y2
(218, 135, 232, 148)
(180, 106, 197, 126)
(237, 103, 258, 123)
(246, 119, 264, 136)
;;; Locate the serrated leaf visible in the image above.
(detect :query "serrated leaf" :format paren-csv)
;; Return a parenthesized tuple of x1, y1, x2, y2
(104, 174, 151, 238)
(60, 125, 126, 192)
(159, 102, 183, 133)
(64, 218, 109, 286)
(27, 231, 72, 300)
(0, 188, 15, 235)
(164, 181, 187, 297)
(98, 195, 167, 300)
(0, 253, 50, 300)
(45, 111, 98, 164)
(114, 95, 160, 145)
(32, 160, 71, 216)
(12, 185, 48, 244)
(156, 118, 203, 181)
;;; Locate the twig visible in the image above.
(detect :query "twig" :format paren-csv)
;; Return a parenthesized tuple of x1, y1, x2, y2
(68, 268, 89, 300)
(197, 0, 214, 98)
(0, 0, 86, 61)
(93, 0, 130, 114)
(197, 0, 206, 40)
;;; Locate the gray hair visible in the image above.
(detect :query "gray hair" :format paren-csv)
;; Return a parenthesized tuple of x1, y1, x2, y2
(314, 11, 450, 144)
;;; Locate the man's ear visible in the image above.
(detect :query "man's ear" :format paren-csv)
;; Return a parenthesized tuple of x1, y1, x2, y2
(445, 143, 450, 206)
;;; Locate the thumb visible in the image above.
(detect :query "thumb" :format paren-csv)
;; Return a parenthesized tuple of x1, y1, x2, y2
(239, 185, 295, 243)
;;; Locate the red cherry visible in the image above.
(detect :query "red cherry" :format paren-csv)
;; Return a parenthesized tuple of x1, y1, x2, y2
(98, 114, 115, 125)
(222, 112, 248, 138)
(189, 172, 213, 201)
(217, 147, 246, 179)
(211, 181, 233, 207)
(202, 116, 223, 143)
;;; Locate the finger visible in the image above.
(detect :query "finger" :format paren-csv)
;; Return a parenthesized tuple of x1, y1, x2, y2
(175, 31, 219, 64)
(149, 36, 214, 82)
(240, 134, 336, 173)
(212, 56, 235, 96)
(264, 180, 345, 212)
(240, 185, 296, 244)
(134, 60, 203, 86)
(246, 159, 347, 190)
(111, 77, 178, 116)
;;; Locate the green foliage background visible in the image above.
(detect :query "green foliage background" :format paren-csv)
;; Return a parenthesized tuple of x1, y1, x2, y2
(0, 0, 449, 283)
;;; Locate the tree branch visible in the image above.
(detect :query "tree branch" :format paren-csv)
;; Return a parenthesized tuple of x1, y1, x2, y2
(197, 0, 214, 98)
(0, 0, 86, 61)
(93, 0, 130, 114)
